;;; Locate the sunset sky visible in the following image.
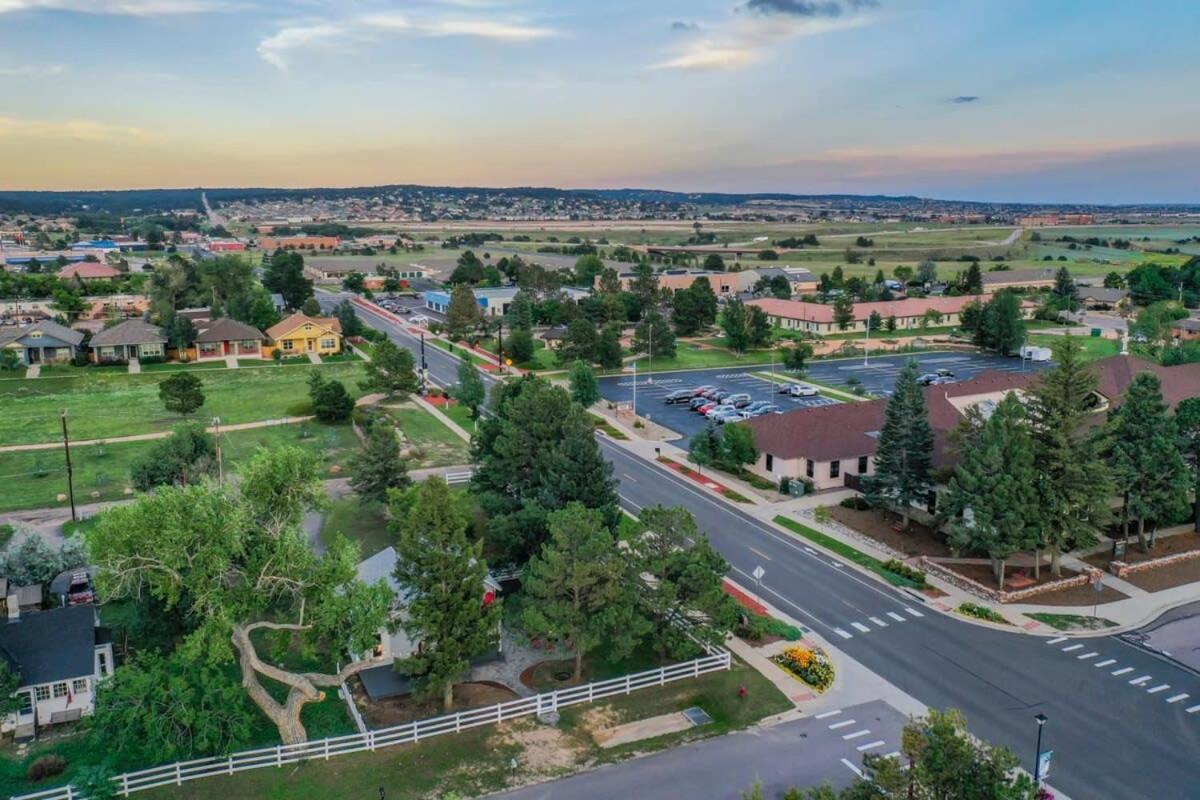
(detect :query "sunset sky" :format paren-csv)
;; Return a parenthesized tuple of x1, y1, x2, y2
(1, 0, 1197, 202)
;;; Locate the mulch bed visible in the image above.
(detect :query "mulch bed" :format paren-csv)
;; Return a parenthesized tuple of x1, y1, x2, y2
(1083, 532, 1200, 570)
(1122, 559, 1200, 593)
(724, 581, 768, 616)
(354, 679, 519, 728)
(658, 457, 733, 496)
(826, 505, 953, 558)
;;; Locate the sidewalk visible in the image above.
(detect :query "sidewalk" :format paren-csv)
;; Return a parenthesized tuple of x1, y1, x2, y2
(0, 415, 317, 453)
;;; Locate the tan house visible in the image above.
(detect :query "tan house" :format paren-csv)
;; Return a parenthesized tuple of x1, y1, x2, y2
(89, 319, 167, 363)
(265, 313, 342, 358)
(188, 317, 267, 361)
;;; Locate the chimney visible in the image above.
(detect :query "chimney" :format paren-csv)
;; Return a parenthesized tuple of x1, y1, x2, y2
(6, 595, 19, 621)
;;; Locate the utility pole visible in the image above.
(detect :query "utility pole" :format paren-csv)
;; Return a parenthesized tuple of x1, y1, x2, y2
(647, 317, 654, 384)
(213, 416, 224, 485)
(864, 315, 870, 367)
(497, 316, 504, 373)
(60, 410, 77, 522)
(419, 332, 428, 393)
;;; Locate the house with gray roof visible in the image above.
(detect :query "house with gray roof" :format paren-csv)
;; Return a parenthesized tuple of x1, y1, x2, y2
(191, 317, 266, 361)
(88, 319, 167, 363)
(0, 320, 84, 366)
(0, 605, 114, 738)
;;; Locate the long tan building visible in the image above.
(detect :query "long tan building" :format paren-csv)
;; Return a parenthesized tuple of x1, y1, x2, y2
(747, 295, 1032, 335)
(599, 266, 818, 296)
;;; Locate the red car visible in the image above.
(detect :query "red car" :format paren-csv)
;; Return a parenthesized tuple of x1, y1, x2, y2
(696, 401, 719, 415)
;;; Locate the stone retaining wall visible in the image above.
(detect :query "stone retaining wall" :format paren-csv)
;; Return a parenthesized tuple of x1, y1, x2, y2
(1110, 547, 1200, 578)
(918, 557, 1101, 604)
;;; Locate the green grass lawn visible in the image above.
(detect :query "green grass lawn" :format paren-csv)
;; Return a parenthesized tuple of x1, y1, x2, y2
(438, 399, 478, 434)
(630, 343, 781, 372)
(138, 360, 232, 372)
(1026, 612, 1118, 631)
(1026, 333, 1121, 362)
(385, 404, 471, 467)
(0, 422, 361, 514)
(0, 362, 367, 446)
(321, 496, 392, 557)
(774, 515, 925, 589)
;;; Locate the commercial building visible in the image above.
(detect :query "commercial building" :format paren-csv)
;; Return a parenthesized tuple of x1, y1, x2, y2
(747, 295, 1029, 335)
(424, 286, 589, 318)
(207, 239, 247, 253)
(258, 235, 340, 251)
(980, 268, 1058, 293)
(58, 262, 122, 282)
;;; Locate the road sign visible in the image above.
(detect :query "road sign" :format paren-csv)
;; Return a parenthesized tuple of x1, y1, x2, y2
(1037, 750, 1053, 780)
(752, 565, 765, 582)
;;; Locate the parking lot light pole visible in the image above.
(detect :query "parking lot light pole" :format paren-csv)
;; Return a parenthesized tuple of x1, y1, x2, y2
(863, 318, 870, 367)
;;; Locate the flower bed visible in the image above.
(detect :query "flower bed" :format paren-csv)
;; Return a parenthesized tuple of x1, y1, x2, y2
(724, 581, 803, 644)
(657, 456, 752, 503)
(957, 602, 1010, 625)
(771, 646, 834, 691)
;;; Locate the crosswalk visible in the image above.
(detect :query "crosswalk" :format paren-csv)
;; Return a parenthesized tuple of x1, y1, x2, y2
(1044, 636, 1200, 715)
(833, 606, 925, 640)
(814, 708, 901, 778)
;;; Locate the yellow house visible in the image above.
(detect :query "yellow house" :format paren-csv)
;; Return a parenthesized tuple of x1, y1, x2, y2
(265, 313, 343, 358)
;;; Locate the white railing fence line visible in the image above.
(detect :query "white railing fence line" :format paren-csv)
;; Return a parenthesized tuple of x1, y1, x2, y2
(14, 650, 730, 800)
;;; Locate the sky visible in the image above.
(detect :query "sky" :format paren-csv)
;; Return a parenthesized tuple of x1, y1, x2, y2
(0, 0, 1198, 203)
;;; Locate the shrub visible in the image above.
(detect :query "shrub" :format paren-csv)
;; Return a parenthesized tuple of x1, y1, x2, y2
(883, 559, 927, 587)
(839, 496, 870, 510)
(813, 506, 831, 524)
(738, 614, 803, 642)
(27, 754, 67, 782)
(958, 602, 1009, 625)
(772, 646, 834, 690)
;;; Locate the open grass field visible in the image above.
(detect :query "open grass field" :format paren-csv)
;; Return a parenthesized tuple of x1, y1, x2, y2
(0, 362, 368, 446)
(385, 404, 471, 467)
(1025, 333, 1121, 362)
(0, 422, 362, 513)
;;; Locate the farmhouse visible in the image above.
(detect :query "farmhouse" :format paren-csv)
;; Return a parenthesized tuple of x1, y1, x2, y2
(265, 312, 342, 357)
(747, 295, 1027, 335)
(89, 319, 167, 363)
(0, 605, 114, 738)
(0, 320, 84, 365)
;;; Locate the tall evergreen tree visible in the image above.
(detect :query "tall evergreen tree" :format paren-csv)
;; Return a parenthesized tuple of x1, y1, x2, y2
(568, 359, 600, 407)
(446, 284, 481, 340)
(1174, 397, 1200, 532)
(722, 297, 751, 353)
(832, 295, 855, 330)
(453, 360, 486, 418)
(975, 291, 1026, 355)
(1051, 266, 1079, 310)
(595, 323, 624, 369)
(1027, 336, 1113, 575)
(348, 423, 410, 505)
(559, 317, 598, 365)
(521, 503, 643, 682)
(941, 395, 1039, 586)
(672, 277, 718, 336)
(1107, 372, 1189, 552)
(962, 262, 984, 294)
(632, 310, 676, 359)
(866, 361, 934, 530)
(391, 477, 499, 708)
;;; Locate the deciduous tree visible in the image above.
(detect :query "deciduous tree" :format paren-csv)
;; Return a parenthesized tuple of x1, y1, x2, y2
(1175, 397, 1200, 532)
(308, 371, 354, 423)
(632, 310, 676, 359)
(454, 359, 486, 417)
(130, 423, 216, 491)
(832, 294, 855, 331)
(360, 338, 418, 398)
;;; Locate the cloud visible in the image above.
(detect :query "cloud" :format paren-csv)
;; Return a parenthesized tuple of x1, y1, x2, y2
(651, 14, 872, 71)
(949, 95, 979, 104)
(0, 0, 234, 15)
(741, 0, 878, 17)
(260, 10, 558, 70)
(0, 63, 66, 77)
(0, 116, 153, 142)
(670, 20, 699, 32)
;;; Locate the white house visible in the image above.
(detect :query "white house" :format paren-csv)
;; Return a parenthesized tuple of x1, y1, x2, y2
(0, 604, 114, 738)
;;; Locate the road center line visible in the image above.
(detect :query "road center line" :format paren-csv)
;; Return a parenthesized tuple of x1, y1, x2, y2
(748, 546, 772, 561)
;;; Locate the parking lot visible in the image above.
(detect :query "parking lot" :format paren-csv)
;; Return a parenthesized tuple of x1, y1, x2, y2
(597, 351, 1050, 440)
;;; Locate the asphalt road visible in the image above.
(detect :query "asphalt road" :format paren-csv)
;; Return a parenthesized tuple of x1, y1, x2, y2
(491, 701, 908, 800)
(339, 294, 1200, 800)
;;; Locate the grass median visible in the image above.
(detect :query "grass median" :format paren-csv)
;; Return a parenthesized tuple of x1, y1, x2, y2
(773, 515, 925, 589)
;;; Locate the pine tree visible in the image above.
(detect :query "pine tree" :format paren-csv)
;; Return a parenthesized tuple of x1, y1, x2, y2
(446, 284, 481, 340)
(568, 360, 600, 407)
(559, 318, 598, 364)
(977, 291, 1026, 355)
(391, 477, 499, 708)
(632, 311, 676, 359)
(1027, 335, 1113, 575)
(941, 395, 1038, 586)
(866, 360, 933, 530)
(962, 262, 983, 294)
(1108, 372, 1189, 552)
(719, 423, 757, 476)
(521, 503, 641, 682)
(595, 324, 624, 369)
(722, 297, 751, 353)
(349, 423, 410, 504)
(832, 295, 855, 330)
(1052, 266, 1079, 310)
(1175, 397, 1200, 532)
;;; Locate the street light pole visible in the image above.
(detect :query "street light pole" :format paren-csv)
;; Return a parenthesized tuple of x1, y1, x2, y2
(1033, 713, 1048, 787)
(419, 332, 428, 392)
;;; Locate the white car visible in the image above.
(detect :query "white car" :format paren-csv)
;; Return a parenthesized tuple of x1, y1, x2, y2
(788, 384, 820, 398)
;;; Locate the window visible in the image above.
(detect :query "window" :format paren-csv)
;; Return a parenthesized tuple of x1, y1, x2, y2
(72, 678, 89, 694)
(240, 340, 258, 350)
(97, 651, 109, 676)
(320, 338, 336, 350)
(53, 682, 68, 698)
(35, 686, 50, 702)
(830, 460, 841, 479)
(199, 342, 219, 355)
(805, 459, 814, 478)
(858, 455, 869, 474)
(18, 692, 32, 714)
(282, 340, 294, 352)
(765, 454, 774, 472)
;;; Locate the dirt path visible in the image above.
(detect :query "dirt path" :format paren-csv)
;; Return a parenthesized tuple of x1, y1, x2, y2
(0, 415, 316, 453)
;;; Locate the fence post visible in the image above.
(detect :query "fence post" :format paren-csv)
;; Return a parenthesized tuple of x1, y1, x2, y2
(325, 737, 330, 760)
(496, 703, 502, 724)
(176, 761, 182, 786)
(228, 754, 234, 776)
(625, 673, 632, 695)
(694, 658, 700, 678)
(122, 773, 130, 797)
(660, 666, 666, 686)
(369, 730, 376, 752)
(276, 744, 282, 768)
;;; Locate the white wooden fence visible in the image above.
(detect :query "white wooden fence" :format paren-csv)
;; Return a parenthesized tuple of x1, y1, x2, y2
(14, 650, 731, 800)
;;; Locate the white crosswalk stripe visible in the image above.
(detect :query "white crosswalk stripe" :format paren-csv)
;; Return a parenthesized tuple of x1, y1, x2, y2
(1062, 644, 1083, 652)
(1129, 675, 1153, 686)
(1146, 684, 1170, 694)
(1046, 637, 1067, 645)
(834, 628, 853, 640)
(1095, 659, 1116, 668)
(1185, 704, 1200, 713)
(869, 616, 888, 628)
(852, 622, 871, 633)
(887, 612, 906, 623)
(856, 740, 886, 751)
(1112, 667, 1134, 676)
(1077, 652, 1099, 660)
(1166, 694, 1190, 704)
(815, 709, 842, 719)
(829, 719, 857, 730)
(843, 729, 872, 740)
(904, 607, 924, 618)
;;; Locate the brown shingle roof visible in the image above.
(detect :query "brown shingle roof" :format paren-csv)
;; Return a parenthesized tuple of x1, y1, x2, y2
(89, 318, 166, 347)
(1090, 354, 1200, 411)
(194, 317, 265, 343)
(747, 295, 998, 324)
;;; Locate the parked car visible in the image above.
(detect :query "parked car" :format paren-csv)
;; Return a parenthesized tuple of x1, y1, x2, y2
(743, 401, 772, 413)
(726, 393, 753, 408)
(664, 389, 694, 404)
(689, 396, 711, 411)
(711, 390, 733, 403)
(66, 571, 95, 606)
(931, 376, 957, 385)
(701, 387, 723, 400)
(917, 373, 939, 386)
(697, 401, 719, 415)
(692, 385, 717, 397)
(788, 385, 820, 398)
(936, 368, 955, 378)
(705, 404, 729, 418)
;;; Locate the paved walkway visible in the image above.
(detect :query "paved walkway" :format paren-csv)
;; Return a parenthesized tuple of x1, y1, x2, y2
(224, 355, 239, 369)
(127, 358, 140, 374)
(24, 364, 39, 379)
(0, 415, 317, 453)
(307, 352, 322, 364)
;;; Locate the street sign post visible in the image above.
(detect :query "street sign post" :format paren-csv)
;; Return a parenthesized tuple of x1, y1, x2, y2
(1037, 750, 1053, 781)
(752, 565, 765, 582)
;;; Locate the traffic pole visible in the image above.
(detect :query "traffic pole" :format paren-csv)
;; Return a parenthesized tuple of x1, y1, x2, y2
(60, 410, 77, 523)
